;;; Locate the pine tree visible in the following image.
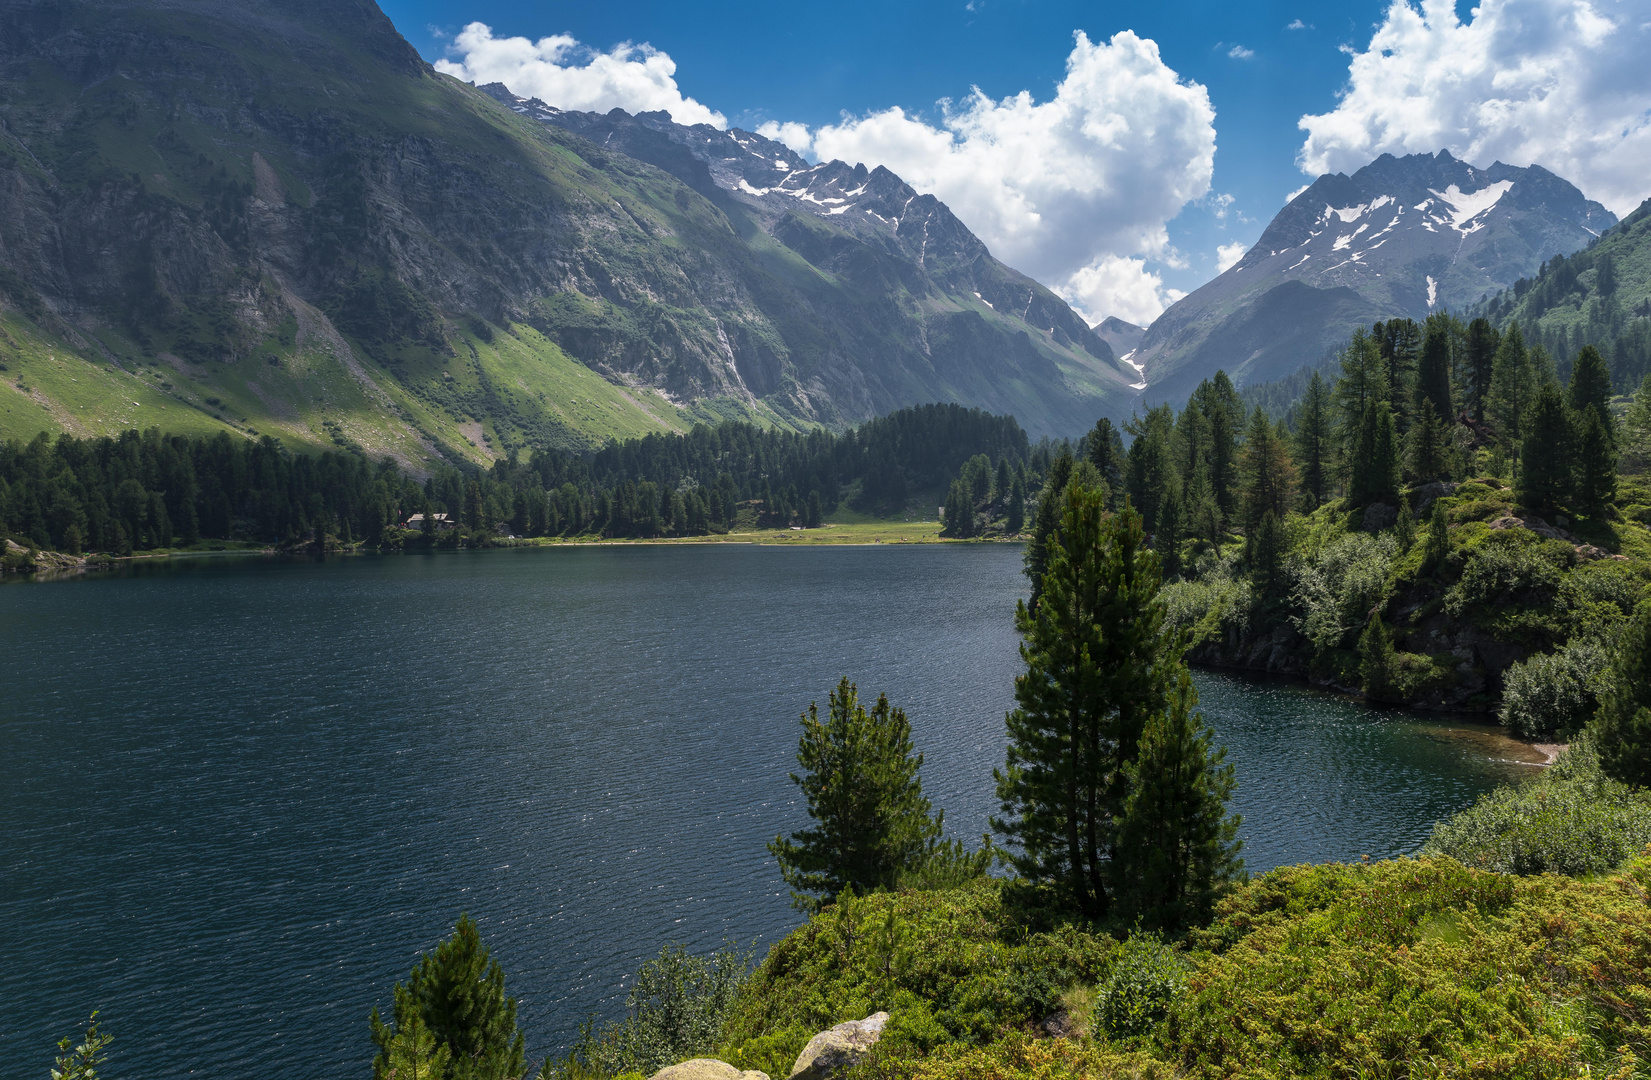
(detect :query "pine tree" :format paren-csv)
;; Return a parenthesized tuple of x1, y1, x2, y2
(1568, 345, 1615, 443)
(1417, 325, 1454, 421)
(1465, 318, 1500, 422)
(1126, 405, 1177, 536)
(769, 679, 943, 910)
(371, 915, 525, 1080)
(1358, 613, 1396, 702)
(993, 491, 1176, 918)
(372, 993, 452, 1080)
(1205, 373, 1241, 516)
(1347, 400, 1400, 509)
(1007, 474, 1026, 533)
(943, 479, 972, 538)
(1624, 374, 1651, 472)
(1112, 669, 1243, 930)
(1024, 450, 1074, 611)
(1575, 405, 1617, 518)
(1516, 383, 1574, 516)
(1157, 481, 1185, 580)
(994, 457, 1013, 504)
(1294, 370, 1331, 507)
(806, 490, 824, 528)
(1238, 406, 1297, 530)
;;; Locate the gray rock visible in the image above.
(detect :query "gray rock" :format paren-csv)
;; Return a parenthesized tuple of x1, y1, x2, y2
(1410, 481, 1456, 516)
(649, 1059, 769, 1080)
(1362, 502, 1397, 532)
(788, 1012, 888, 1080)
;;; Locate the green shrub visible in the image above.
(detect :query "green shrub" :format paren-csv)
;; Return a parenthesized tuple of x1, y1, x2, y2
(1500, 638, 1610, 738)
(1289, 532, 1396, 656)
(1094, 932, 1187, 1040)
(1443, 531, 1570, 616)
(1422, 732, 1651, 874)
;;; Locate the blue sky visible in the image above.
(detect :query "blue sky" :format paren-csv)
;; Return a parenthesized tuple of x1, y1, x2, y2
(376, 0, 1651, 326)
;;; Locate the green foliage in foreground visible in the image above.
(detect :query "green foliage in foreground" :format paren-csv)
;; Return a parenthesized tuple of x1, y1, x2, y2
(1424, 732, 1651, 875)
(709, 856, 1651, 1080)
(50, 1012, 111, 1080)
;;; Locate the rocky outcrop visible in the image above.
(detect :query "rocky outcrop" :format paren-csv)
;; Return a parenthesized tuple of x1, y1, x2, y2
(788, 1012, 888, 1080)
(648, 1060, 768, 1080)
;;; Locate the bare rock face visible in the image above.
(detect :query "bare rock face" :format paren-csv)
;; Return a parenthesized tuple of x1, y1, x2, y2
(1411, 481, 1456, 517)
(1362, 502, 1398, 532)
(788, 1012, 889, 1080)
(648, 1059, 769, 1080)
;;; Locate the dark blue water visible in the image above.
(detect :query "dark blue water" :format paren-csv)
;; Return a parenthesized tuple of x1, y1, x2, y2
(0, 545, 1536, 1078)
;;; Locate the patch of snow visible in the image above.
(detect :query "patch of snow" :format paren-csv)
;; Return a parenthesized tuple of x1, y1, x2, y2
(1428, 181, 1515, 231)
(974, 291, 995, 310)
(1427, 275, 1438, 308)
(1121, 351, 1149, 391)
(843, 185, 867, 198)
(737, 178, 769, 196)
(826, 204, 852, 214)
(1289, 252, 1312, 269)
(1413, 199, 1432, 211)
(773, 158, 788, 167)
(1333, 234, 1354, 251)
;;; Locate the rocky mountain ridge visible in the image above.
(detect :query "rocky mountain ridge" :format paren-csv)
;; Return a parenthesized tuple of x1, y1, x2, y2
(1136, 151, 1615, 407)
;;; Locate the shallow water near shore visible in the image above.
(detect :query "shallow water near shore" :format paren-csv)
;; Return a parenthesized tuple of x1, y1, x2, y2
(0, 544, 1536, 1078)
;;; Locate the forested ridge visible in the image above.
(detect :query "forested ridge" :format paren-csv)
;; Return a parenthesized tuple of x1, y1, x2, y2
(0, 403, 1028, 559)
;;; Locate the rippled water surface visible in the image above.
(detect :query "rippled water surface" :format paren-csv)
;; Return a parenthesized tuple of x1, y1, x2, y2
(0, 545, 1538, 1078)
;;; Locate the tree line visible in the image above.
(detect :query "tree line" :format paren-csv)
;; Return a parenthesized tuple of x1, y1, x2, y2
(0, 403, 1030, 554)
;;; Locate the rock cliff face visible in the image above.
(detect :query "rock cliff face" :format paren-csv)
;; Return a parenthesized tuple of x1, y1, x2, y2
(0, 0, 1131, 461)
(1136, 151, 1615, 407)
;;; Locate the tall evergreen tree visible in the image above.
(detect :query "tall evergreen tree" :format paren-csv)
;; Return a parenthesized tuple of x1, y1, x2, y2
(1294, 370, 1331, 507)
(1568, 345, 1616, 444)
(1335, 329, 1390, 486)
(1203, 372, 1242, 516)
(1085, 417, 1124, 500)
(1516, 383, 1574, 516)
(1422, 501, 1450, 574)
(769, 678, 943, 910)
(1574, 405, 1617, 518)
(1243, 510, 1287, 599)
(1417, 325, 1454, 421)
(1024, 450, 1074, 611)
(371, 915, 525, 1080)
(1238, 406, 1296, 529)
(1405, 403, 1453, 484)
(993, 492, 1176, 918)
(1007, 474, 1026, 533)
(1125, 406, 1176, 537)
(1595, 602, 1651, 787)
(1157, 481, 1185, 580)
(1465, 318, 1500, 422)
(1373, 319, 1422, 429)
(1347, 400, 1400, 509)
(1488, 323, 1535, 468)
(1112, 669, 1243, 930)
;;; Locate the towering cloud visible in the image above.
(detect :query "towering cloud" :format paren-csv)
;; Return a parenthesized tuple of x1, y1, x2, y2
(1299, 0, 1651, 215)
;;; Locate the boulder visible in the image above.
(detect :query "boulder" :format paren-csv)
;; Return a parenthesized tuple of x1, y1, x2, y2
(648, 1060, 769, 1080)
(788, 1012, 888, 1080)
(1410, 481, 1456, 516)
(1361, 502, 1397, 532)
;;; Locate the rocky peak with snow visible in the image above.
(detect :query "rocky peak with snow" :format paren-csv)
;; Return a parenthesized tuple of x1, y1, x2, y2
(1133, 150, 1615, 407)
(478, 84, 1113, 371)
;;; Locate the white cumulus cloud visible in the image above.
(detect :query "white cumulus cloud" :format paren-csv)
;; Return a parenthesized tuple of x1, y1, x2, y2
(1216, 241, 1248, 271)
(1298, 0, 1651, 215)
(755, 121, 815, 156)
(798, 31, 1215, 324)
(434, 23, 727, 129)
(1227, 45, 1255, 59)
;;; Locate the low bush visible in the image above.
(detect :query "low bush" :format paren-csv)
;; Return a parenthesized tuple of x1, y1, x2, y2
(1422, 732, 1651, 874)
(1093, 933, 1186, 1040)
(1500, 638, 1610, 738)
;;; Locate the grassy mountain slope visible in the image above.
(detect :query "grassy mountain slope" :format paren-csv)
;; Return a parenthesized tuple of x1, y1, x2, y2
(0, 0, 1127, 465)
(1476, 197, 1651, 388)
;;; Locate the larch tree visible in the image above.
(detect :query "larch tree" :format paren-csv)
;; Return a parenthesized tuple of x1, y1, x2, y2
(1465, 318, 1500, 423)
(769, 678, 943, 910)
(1488, 323, 1535, 469)
(993, 489, 1177, 918)
(1238, 406, 1296, 530)
(1347, 400, 1400, 509)
(1417, 325, 1454, 421)
(1574, 406, 1617, 518)
(1405, 403, 1453, 484)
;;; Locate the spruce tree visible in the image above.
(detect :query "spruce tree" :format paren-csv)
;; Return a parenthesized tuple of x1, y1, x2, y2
(1243, 510, 1286, 599)
(1358, 612, 1396, 702)
(371, 915, 525, 1080)
(1595, 602, 1651, 787)
(1422, 501, 1449, 574)
(1205, 373, 1241, 517)
(1417, 325, 1454, 421)
(1294, 370, 1331, 507)
(1238, 406, 1297, 529)
(1516, 383, 1574, 516)
(1347, 400, 1400, 509)
(1113, 669, 1243, 929)
(1405, 403, 1452, 483)
(1488, 323, 1534, 469)
(1465, 318, 1500, 422)
(1085, 417, 1124, 498)
(1007, 474, 1026, 533)
(1568, 345, 1615, 443)
(993, 491, 1176, 918)
(1574, 405, 1617, 518)
(769, 678, 943, 909)
(1126, 405, 1177, 536)
(1157, 481, 1185, 580)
